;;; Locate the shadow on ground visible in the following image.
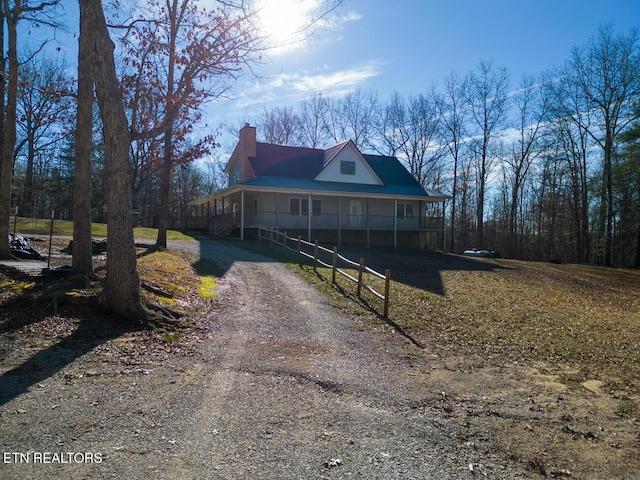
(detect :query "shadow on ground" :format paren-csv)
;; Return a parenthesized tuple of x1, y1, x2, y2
(0, 304, 137, 406)
(207, 237, 510, 297)
(185, 237, 507, 350)
(321, 245, 511, 297)
(189, 238, 278, 279)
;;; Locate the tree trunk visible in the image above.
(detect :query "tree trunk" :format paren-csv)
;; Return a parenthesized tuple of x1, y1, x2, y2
(449, 154, 457, 253)
(155, 0, 179, 250)
(0, 4, 4, 194)
(80, 0, 147, 320)
(72, 0, 95, 275)
(634, 222, 640, 269)
(155, 129, 172, 249)
(20, 129, 35, 217)
(0, 4, 18, 259)
(604, 134, 614, 267)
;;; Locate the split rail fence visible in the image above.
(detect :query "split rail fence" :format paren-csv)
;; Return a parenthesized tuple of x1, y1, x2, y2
(258, 226, 390, 317)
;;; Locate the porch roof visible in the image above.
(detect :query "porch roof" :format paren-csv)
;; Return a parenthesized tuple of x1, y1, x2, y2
(241, 175, 438, 198)
(190, 180, 448, 208)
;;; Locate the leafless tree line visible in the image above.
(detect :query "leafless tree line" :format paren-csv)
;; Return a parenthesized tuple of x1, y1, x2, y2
(252, 25, 640, 267)
(1, 0, 343, 320)
(3, 8, 639, 295)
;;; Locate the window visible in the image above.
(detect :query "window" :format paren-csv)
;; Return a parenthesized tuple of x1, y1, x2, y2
(340, 160, 356, 175)
(230, 169, 240, 185)
(290, 198, 308, 215)
(396, 203, 414, 219)
(290, 198, 322, 216)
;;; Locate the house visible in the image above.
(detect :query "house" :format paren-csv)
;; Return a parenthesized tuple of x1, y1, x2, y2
(188, 125, 448, 249)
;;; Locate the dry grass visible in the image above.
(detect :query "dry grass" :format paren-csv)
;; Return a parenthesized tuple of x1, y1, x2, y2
(244, 241, 640, 396)
(136, 248, 215, 316)
(0, 244, 212, 330)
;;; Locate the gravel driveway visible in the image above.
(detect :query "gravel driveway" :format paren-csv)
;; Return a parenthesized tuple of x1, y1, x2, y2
(1, 239, 534, 479)
(155, 239, 531, 479)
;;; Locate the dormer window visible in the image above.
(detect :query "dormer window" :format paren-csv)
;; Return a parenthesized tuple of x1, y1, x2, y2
(340, 160, 356, 175)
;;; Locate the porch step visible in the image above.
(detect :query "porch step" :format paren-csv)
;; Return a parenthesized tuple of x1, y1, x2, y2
(211, 213, 236, 236)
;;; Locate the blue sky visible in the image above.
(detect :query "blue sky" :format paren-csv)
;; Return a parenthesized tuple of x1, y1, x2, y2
(29, 0, 640, 149)
(219, 0, 640, 136)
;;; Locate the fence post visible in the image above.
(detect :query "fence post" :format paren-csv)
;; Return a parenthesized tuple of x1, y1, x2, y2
(269, 227, 273, 247)
(384, 269, 391, 317)
(332, 247, 337, 283)
(357, 257, 364, 297)
(297, 235, 302, 266)
(313, 240, 319, 272)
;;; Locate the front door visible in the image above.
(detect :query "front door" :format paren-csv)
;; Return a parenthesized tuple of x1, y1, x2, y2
(349, 200, 362, 228)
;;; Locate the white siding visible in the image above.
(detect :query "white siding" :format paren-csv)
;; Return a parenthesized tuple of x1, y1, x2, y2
(314, 144, 382, 185)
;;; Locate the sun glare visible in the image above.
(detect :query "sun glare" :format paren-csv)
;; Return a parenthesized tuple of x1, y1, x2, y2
(257, 0, 317, 52)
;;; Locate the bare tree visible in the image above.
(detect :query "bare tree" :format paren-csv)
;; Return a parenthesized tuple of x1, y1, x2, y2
(434, 71, 468, 252)
(545, 71, 594, 263)
(564, 24, 640, 266)
(16, 55, 73, 218)
(119, 0, 264, 249)
(503, 75, 550, 257)
(79, 0, 146, 320)
(0, 0, 60, 259)
(323, 87, 377, 150)
(257, 106, 302, 145)
(377, 92, 446, 187)
(465, 61, 510, 249)
(299, 92, 330, 148)
(374, 91, 405, 157)
(72, 0, 95, 275)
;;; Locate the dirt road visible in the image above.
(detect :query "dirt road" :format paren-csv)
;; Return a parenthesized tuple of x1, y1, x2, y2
(149, 239, 531, 479)
(2, 239, 634, 479)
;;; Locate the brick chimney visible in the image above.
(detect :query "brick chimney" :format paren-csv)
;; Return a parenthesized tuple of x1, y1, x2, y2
(228, 123, 256, 184)
(240, 123, 256, 156)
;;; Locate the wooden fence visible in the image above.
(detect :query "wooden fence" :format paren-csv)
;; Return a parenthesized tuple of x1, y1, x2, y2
(258, 226, 390, 317)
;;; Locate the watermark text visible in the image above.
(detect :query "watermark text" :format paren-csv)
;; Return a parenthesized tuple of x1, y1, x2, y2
(3, 452, 103, 464)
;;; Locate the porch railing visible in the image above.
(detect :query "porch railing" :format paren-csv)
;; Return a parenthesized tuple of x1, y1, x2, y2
(248, 211, 443, 230)
(186, 211, 443, 231)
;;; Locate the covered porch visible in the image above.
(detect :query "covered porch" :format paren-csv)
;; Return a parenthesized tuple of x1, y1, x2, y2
(188, 185, 446, 249)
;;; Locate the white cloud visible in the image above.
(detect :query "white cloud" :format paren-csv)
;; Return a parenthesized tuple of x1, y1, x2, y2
(229, 61, 384, 111)
(289, 64, 381, 92)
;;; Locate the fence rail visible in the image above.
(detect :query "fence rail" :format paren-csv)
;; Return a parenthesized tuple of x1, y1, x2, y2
(258, 226, 390, 317)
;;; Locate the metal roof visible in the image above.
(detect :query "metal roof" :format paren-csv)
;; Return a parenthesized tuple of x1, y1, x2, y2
(243, 142, 448, 200)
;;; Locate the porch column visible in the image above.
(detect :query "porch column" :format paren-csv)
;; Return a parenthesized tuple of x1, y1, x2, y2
(308, 193, 312, 242)
(366, 198, 370, 248)
(419, 200, 425, 250)
(394, 198, 398, 248)
(240, 188, 245, 241)
(442, 201, 446, 251)
(338, 196, 342, 246)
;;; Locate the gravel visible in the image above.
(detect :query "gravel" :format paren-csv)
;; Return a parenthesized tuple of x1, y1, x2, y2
(1, 239, 629, 479)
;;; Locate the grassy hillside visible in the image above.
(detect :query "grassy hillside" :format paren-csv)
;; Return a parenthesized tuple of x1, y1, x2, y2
(246, 240, 640, 397)
(11, 217, 195, 242)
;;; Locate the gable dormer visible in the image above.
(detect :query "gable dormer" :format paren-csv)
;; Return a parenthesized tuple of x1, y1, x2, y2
(314, 140, 383, 185)
(225, 124, 257, 185)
